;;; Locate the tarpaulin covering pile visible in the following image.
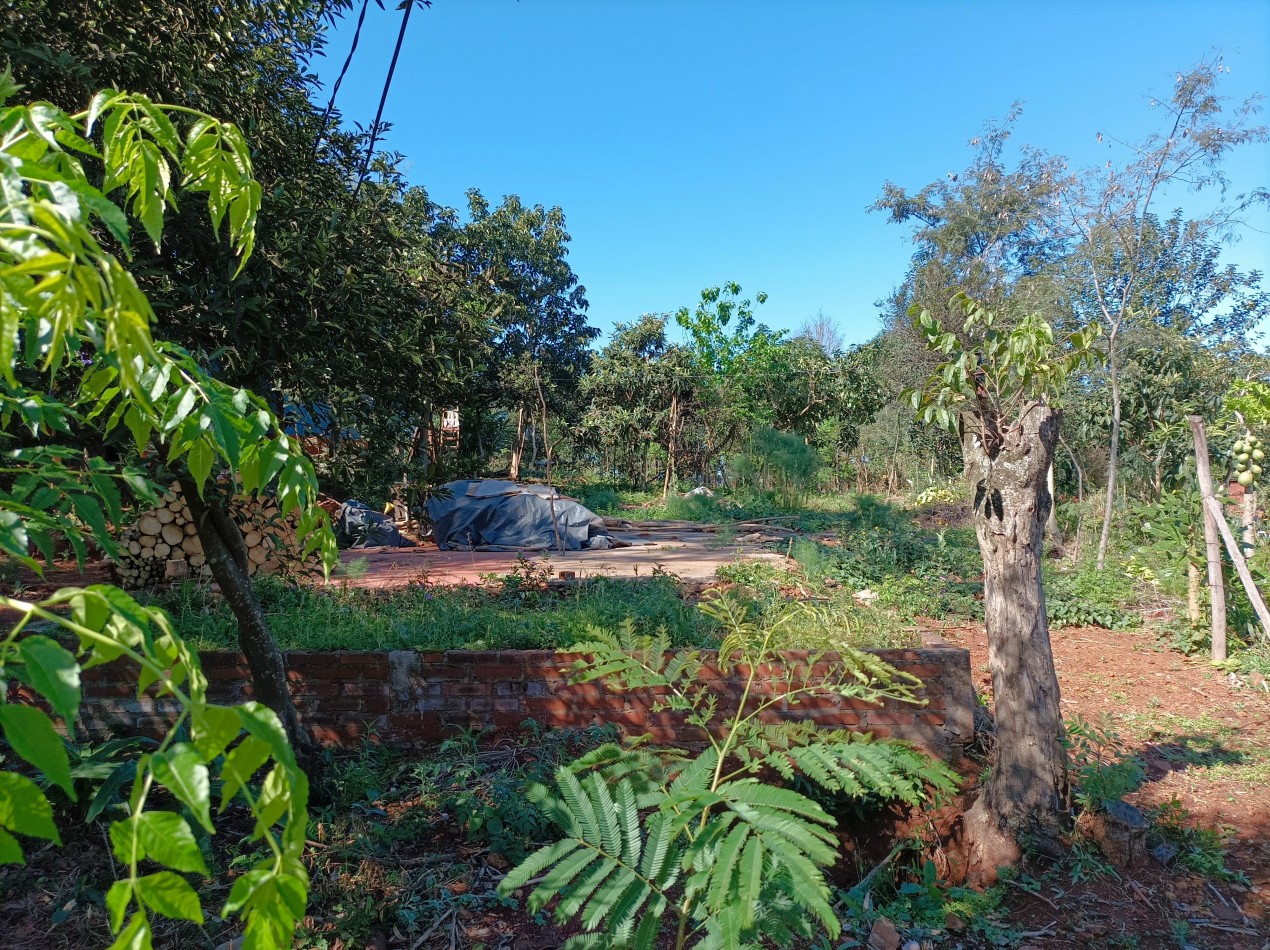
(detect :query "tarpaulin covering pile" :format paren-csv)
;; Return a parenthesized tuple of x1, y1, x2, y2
(334, 500, 414, 549)
(426, 480, 611, 552)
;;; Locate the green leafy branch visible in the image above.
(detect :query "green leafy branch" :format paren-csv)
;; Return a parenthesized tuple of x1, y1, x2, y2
(499, 593, 957, 949)
(0, 586, 309, 949)
(0, 81, 329, 950)
(903, 292, 1104, 433)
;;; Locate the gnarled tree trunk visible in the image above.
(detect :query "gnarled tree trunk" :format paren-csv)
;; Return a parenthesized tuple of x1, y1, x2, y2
(960, 401, 1068, 882)
(181, 479, 316, 769)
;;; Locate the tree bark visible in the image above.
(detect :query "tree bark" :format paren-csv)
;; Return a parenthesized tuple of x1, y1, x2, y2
(509, 405, 525, 480)
(1187, 561, 1202, 625)
(959, 401, 1068, 882)
(181, 480, 316, 766)
(662, 392, 680, 502)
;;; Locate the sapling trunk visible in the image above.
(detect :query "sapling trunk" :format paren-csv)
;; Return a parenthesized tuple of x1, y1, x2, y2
(181, 479, 317, 770)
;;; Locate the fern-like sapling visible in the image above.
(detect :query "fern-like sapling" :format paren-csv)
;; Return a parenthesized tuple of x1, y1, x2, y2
(499, 593, 958, 949)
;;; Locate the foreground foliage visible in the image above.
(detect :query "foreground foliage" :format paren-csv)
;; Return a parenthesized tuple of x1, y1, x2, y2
(499, 595, 957, 949)
(0, 82, 332, 948)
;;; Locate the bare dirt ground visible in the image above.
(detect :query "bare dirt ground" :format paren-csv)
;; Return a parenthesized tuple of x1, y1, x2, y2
(940, 620, 1270, 948)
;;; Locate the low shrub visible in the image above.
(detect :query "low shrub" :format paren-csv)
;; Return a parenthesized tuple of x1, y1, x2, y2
(1046, 563, 1140, 630)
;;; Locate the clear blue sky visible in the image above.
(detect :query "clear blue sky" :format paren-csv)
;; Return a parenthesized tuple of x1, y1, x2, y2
(314, 0, 1270, 347)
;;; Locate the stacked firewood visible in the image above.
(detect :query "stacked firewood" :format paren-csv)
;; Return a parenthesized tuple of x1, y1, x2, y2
(113, 484, 320, 588)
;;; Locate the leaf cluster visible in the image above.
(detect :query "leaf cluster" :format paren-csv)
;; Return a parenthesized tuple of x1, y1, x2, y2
(904, 292, 1103, 433)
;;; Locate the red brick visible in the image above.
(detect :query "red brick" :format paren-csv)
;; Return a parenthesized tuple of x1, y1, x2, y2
(800, 712, 860, 727)
(917, 712, 947, 725)
(422, 664, 471, 683)
(523, 698, 572, 718)
(866, 712, 917, 725)
(901, 664, 944, 679)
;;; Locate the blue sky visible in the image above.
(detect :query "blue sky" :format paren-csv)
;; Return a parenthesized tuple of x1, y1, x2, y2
(314, 0, 1270, 347)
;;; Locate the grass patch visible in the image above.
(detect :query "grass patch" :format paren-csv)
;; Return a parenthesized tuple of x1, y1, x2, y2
(152, 570, 920, 654)
(155, 574, 715, 652)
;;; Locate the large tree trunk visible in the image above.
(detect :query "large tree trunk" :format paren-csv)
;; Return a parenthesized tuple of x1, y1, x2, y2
(181, 480, 316, 768)
(960, 402, 1068, 882)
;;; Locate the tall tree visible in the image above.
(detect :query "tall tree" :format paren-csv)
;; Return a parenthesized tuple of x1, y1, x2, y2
(456, 191, 594, 479)
(907, 294, 1102, 880)
(1061, 57, 1268, 568)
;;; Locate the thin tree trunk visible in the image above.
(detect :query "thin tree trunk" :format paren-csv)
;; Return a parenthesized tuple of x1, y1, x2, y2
(1045, 464, 1064, 551)
(1189, 416, 1227, 662)
(180, 480, 315, 766)
(509, 406, 525, 480)
(1096, 338, 1121, 570)
(1187, 561, 1202, 625)
(960, 402, 1068, 881)
(1060, 438, 1084, 505)
(1242, 490, 1256, 558)
(662, 393, 680, 502)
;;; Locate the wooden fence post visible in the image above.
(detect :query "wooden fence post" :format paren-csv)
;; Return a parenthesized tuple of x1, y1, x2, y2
(1203, 495, 1270, 645)
(1188, 416, 1227, 662)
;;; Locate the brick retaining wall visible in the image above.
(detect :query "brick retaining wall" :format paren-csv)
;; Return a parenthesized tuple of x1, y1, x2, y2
(76, 633, 976, 760)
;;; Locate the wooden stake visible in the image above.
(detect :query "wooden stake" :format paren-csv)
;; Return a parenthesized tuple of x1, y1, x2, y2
(1203, 495, 1270, 645)
(1188, 416, 1227, 662)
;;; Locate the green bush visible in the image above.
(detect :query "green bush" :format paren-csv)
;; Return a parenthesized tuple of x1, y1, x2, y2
(663, 492, 725, 521)
(575, 486, 620, 514)
(732, 427, 821, 509)
(1045, 563, 1140, 630)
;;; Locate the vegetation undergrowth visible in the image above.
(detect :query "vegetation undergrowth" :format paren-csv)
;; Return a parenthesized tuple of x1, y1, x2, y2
(498, 593, 958, 949)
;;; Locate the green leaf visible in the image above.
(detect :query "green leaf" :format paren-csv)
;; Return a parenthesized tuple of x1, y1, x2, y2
(86, 761, 138, 823)
(107, 913, 152, 950)
(136, 871, 203, 923)
(186, 439, 213, 492)
(137, 810, 209, 875)
(0, 771, 60, 843)
(191, 704, 243, 760)
(105, 879, 132, 932)
(0, 827, 24, 864)
(151, 744, 211, 832)
(219, 735, 271, 810)
(0, 705, 75, 797)
(0, 510, 30, 561)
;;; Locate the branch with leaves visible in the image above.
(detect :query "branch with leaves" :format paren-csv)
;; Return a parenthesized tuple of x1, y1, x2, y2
(1, 79, 334, 949)
(499, 593, 957, 950)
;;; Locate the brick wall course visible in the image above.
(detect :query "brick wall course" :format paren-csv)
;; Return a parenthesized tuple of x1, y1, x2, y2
(72, 633, 977, 760)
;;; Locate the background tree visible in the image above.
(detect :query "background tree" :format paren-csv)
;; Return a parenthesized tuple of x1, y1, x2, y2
(1061, 56, 1268, 568)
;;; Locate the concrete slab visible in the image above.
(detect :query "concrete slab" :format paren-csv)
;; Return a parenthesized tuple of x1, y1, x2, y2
(334, 531, 787, 590)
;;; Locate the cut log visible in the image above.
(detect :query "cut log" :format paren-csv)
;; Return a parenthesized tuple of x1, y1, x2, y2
(161, 522, 184, 546)
(138, 514, 162, 536)
(156, 507, 174, 524)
